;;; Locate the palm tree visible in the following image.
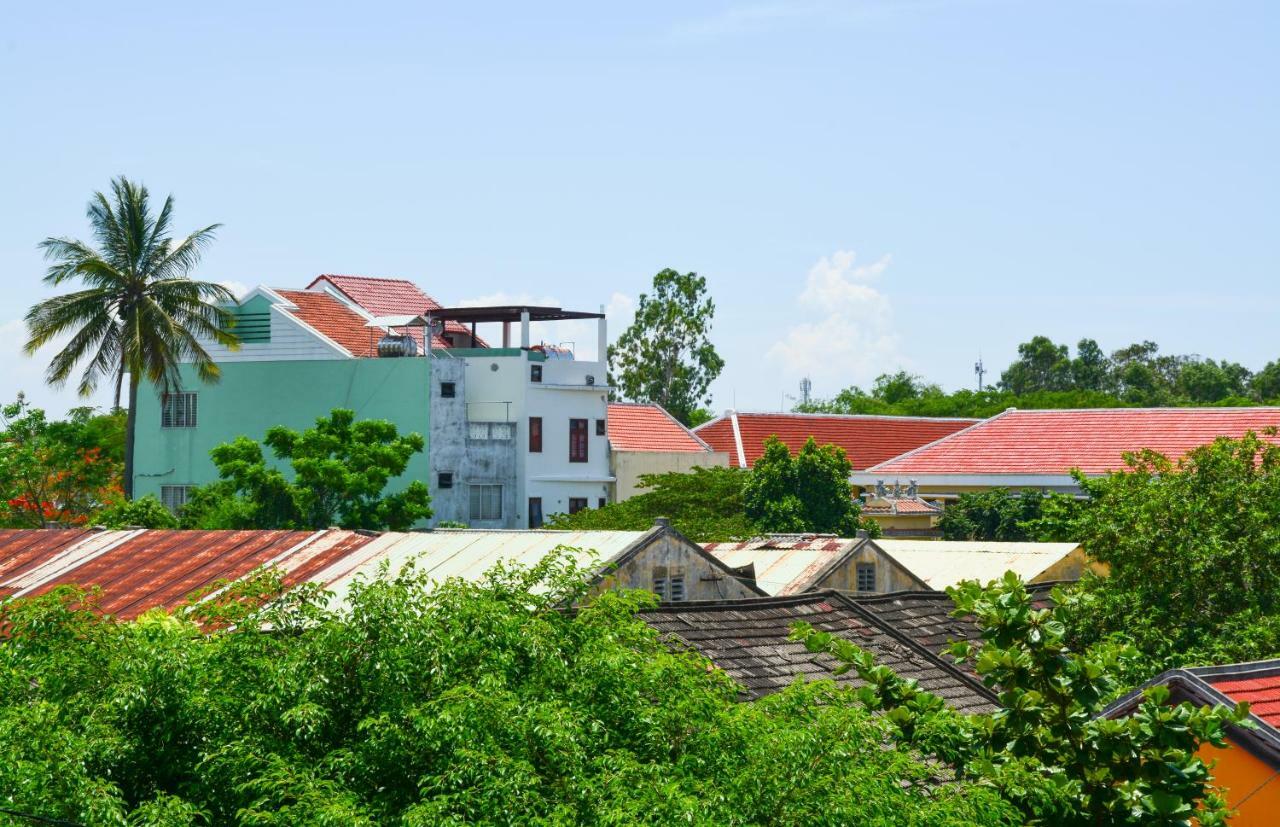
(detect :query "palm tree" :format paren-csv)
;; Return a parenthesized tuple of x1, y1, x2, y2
(25, 177, 237, 498)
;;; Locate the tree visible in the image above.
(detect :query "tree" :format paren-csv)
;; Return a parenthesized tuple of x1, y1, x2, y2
(743, 436, 876, 536)
(1059, 431, 1280, 671)
(0, 396, 123, 527)
(1175, 358, 1251, 403)
(793, 574, 1247, 826)
(871, 370, 940, 405)
(1252, 360, 1280, 402)
(0, 555, 1017, 825)
(609, 269, 725, 426)
(1069, 338, 1112, 392)
(937, 488, 1042, 541)
(181, 408, 432, 530)
(546, 465, 758, 540)
(999, 336, 1072, 394)
(92, 494, 179, 529)
(25, 177, 236, 499)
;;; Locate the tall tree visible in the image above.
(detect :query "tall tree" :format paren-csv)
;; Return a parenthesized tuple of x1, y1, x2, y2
(999, 335, 1072, 394)
(609, 269, 724, 426)
(743, 436, 874, 536)
(24, 177, 236, 498)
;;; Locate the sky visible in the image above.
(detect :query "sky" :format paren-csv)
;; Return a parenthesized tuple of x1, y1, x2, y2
(1, 0, 1276, 417)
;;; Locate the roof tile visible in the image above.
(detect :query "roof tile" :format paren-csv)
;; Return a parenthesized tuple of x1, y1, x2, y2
(607, 402, 712, 453)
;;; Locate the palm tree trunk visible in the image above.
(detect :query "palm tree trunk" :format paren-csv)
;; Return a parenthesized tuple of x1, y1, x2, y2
(114, 366, 124, 411)
(124, 371, 138, 500)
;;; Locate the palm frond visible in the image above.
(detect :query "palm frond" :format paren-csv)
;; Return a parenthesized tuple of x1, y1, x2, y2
(24, 289, 115, 353)
(150, 223, 222, 281)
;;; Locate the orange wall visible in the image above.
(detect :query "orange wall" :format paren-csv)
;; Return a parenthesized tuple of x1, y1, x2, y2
(1205, 739, 1280, 825)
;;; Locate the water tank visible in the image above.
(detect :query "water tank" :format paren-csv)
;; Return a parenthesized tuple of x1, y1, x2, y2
(378, 333, 418, 357)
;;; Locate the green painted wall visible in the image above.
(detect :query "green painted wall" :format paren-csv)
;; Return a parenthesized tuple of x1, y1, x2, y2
(133, 358, 432, 500)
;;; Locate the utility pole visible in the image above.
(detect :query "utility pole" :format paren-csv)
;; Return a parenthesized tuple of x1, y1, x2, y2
(974, 357, 987, 392)
(799, 377, 812, 406)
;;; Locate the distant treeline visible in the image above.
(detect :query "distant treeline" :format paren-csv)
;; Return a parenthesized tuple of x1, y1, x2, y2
(797, 336, 1280, 418)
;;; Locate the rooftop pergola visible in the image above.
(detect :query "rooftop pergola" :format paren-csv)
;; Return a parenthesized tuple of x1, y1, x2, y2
(428, 306, 604, 323)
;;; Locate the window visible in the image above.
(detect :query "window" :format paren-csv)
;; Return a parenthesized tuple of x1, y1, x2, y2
(529, 416, 542, 452)
(528, 497, 543, 529)
(569, 419, 588, 462)
(856, 562, 877, 593)
(440, 381, 456, 398)
(160, 485, 193, 514)
(598, 497, 607, 509)
(469, 484, 503, 521)
(437, 472, 453, 489)
(568, 497, 588, 515)
(595, 418, 606, 436)
(161, 392, 197, 428)
(530, 364, 542, 383)
(653, 566, 686, 602)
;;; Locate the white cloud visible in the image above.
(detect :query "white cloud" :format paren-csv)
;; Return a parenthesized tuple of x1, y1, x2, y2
(0, 318, 117, 416)
(766, 250, 906, 395)
(454, 291, 634, 362)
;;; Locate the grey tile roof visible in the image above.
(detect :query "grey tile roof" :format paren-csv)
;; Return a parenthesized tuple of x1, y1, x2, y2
(638, 591, 998, 714)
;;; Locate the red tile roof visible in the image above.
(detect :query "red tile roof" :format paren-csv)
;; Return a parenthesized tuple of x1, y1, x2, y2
(1211, 673, 1280, 728)
(308, 274, 483, 348)
(694, 412, 977, 470)
(869, 408, 1280, 476)
(607, 403, 711, 453)
(276, 289, 380, 356)
(0, 529, 376, 620)
(860, 498, 941, 516)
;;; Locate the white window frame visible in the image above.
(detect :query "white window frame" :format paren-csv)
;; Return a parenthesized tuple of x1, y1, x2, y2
(469, 484, 503, 521)
(161, 392, 198, 428)
(160, 484, 194, 514)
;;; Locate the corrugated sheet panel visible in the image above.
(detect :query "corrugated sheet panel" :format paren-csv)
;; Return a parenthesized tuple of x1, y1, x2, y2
(703, 537, 856, 596)
(873, 540, 1082, 591)
(317, 530, 653, 608)
(0, 528, 100, 582)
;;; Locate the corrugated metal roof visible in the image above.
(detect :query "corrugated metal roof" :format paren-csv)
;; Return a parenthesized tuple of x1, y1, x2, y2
(0, 529, 376, 619)
(703, 536, 857, 596)
(871, 539, 1083, 591)
(0, 528, 98, 581)
(315, 529, 656, 608)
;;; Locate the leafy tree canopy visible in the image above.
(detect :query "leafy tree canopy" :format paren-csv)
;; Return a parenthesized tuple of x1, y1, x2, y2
(549, 439, 878, 541)
(609, 269, 725, 426)
(794, 574, 1247, 826)
(0, 396, 123, 527)
(938, 487, 1081, 542)
(180, 408, 432, 531)
(800, 336, 1279, 416)
(0, 555, 1017, 826)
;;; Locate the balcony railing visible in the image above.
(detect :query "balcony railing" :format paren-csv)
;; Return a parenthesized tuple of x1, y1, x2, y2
(468, 421, 515, 441)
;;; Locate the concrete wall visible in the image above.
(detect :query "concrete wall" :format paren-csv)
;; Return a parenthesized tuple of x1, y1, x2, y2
(835, 543, 930, 594)
(590, 530, 760, 601)
(428, 356, 518, 528)
(133, 358, 432, 510)
(611, 450, 730, 501)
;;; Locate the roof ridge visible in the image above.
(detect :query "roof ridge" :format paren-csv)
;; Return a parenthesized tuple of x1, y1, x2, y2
(732, 411, 981, 423)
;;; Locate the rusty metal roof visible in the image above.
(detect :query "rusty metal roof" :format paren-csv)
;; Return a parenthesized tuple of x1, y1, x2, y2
(870, 539, 1084, 591)
(0, 529, 376, 619)
(702, 535, 859, 596)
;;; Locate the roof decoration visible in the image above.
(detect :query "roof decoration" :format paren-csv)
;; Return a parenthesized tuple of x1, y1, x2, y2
(694, 411, 977, 470)
(607, 402, 714, 453)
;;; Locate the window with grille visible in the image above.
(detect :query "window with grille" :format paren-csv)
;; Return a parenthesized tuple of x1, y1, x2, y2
(669, 573, 686, 602)
(569, 419, 588, 462)
(161, 392, 197, 428)
(469, 484, 503, 521)
(160, 485, 193, 514)
(529, 417, 542, 452)
(856, 562, 877, 593)
(653, 566, 686, 602)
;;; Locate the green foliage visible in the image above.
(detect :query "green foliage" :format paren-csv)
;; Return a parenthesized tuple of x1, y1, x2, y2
(1060, 431, 1280, 672)
(547, 465, 759, 541)
(0, 555, 1016, 825)
(181, 409, 432, 531)
(25, 176, 235, 498)
(744, 436, 877, 536)
(792, 573, 1247, 826)
(0, 396, 123, 527)
(609, 269, 726, 426)
(93, 494, 179, 529)
(549, 440, 878, 541)
(937, 487, 1081, 542)
(800, 336, 1280, 416)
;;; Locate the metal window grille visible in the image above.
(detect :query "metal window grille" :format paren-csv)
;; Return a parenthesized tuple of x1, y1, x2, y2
(160, 485, 193, 514)
(856, 563, 877, 593)
(469, 484, 503, 521)
(161, 392, 197, 428)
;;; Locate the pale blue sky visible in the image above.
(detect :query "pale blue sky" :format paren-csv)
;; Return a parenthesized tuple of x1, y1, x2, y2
(1, 0, 1275, 415)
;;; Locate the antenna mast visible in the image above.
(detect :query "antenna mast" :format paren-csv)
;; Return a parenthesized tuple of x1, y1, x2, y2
(799, 376, 812, 406)
(974, 357, 987, 392)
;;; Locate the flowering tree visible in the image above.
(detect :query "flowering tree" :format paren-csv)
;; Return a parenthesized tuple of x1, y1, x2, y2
(0, 396, 123, 527)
